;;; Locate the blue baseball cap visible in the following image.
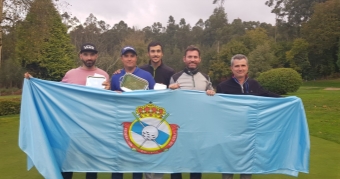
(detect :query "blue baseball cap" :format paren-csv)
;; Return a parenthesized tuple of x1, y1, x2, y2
(121, 46, 137, 56)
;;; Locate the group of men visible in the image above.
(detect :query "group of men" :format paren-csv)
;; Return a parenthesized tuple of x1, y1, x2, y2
(25, 41, 280, 179)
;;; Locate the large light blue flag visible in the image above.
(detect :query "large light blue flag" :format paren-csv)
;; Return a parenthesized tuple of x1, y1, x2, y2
(19, 78, 310, 179)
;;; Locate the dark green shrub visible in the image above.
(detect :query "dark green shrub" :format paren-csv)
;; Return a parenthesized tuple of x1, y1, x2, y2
(257, 68, 302, 95)
(0, 100, 21, 116)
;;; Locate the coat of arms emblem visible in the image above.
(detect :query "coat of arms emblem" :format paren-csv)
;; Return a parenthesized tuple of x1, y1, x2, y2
(123, 103, 179, 154)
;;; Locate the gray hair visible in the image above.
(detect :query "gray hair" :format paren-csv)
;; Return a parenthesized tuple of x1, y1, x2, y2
(231, 54, 248, 66)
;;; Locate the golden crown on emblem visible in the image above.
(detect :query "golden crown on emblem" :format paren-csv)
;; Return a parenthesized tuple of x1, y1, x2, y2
(135, 103, 167, 119)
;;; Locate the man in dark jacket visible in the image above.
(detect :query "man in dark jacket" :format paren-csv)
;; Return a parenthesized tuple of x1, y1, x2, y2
(140, 42, 175, 88)
(141, 42, 174, 179)
(217, 54, 280, 179)
(216, 54, 280, 97)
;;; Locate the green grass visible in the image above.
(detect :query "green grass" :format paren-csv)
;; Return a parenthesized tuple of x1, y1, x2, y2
(0, 95, 21, 99)
(289, 79, 340, 144)
(301, 79, 340, 88)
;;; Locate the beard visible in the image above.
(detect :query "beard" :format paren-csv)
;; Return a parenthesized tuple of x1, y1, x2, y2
(187, 63, 198, 70)
(82, 59, 96, 68)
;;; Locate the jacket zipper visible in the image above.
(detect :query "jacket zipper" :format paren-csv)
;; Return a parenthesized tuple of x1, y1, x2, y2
(240, 85, 244, 93)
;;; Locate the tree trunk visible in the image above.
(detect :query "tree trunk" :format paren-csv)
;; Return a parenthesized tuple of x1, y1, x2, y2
(0, 0, 3, 68)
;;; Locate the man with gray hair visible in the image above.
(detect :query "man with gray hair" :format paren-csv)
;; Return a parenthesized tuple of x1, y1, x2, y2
(216, 54, 280, 97)
(216, 54, 280, 179)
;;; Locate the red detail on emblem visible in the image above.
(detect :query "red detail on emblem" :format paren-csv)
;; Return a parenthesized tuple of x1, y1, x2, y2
(166, 124, 179, 149)
(122, 122, 134, 149)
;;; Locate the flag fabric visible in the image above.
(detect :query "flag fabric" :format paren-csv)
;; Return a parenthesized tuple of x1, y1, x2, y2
(19, 78, 310, 179)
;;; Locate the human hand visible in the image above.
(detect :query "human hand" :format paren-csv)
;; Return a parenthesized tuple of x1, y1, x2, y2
(102, 81, 110, 90)
(24, 72, 32, 79)
(113, 69, 122, 75)
(206, 90, 215, 96)
(169, 83, 180, 90)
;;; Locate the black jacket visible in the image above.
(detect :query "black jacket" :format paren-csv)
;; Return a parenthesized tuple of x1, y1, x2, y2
(216, 77, 281, 97)
(140, 61, 175, 87)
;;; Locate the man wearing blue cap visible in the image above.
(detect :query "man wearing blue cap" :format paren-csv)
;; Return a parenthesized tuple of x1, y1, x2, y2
(110, 46, 155, 92)
(110, 46, 155, 179)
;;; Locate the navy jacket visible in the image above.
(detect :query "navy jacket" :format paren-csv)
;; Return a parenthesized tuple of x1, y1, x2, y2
(216, 77, 281, 97)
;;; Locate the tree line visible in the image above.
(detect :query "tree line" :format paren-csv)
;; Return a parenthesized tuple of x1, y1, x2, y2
(0, 0, 339, 88)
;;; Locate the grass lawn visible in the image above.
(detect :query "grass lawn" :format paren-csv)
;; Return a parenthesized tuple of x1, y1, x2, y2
(288, 79, 340, 144)
(0, 95, 21, 99)
(1, 78, 340, 178)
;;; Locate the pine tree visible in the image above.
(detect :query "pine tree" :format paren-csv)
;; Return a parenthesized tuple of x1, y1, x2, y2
(15, 0, 76, 81)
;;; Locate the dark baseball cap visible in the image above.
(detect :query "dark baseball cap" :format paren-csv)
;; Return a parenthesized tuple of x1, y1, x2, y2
(121, 46, 137, 56)
(80, 43, 98, 53)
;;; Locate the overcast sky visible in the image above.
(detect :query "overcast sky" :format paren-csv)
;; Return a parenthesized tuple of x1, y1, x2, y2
(60, 0, 276, 29)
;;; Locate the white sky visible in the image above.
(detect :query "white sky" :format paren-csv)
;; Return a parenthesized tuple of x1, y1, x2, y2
(60, 0, 276, 29)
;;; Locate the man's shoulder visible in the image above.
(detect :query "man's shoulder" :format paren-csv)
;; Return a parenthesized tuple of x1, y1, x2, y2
(247, 78, 260, 85)
(64, 67, 80, 74)
(217, 78, 233, 86)
(136, 68, 153, 78)
(161, 63, 175, 72)
(197, 71, 210, 81)
(95, 68, 109, 76)
(139, 64, 150, 71)
(171, 70, 184, 78)
(111, 71, 124, 80)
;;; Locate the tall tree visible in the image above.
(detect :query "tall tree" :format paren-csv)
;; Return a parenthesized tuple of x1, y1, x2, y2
(203, 7, 228, 48)
(177, 18, 193, 50)
(1, 0, 34, 67)
(286, 38, 310, 78)
(192, 19, 205, 44)
(212, 0, 225, 7)
(165, 16, 178, 52)
(265, 0, 327, 25)
(15, 0, 76, 81)
(219, 40, 249, 64)
(301, 0, 340, 77)
(248, 43, 277, 78)
(241, 28, 272, 51)
(337, 39, 340, 70)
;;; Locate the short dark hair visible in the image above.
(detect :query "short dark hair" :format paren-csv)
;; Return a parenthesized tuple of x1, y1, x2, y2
(184, 45, 201, 57)
(147, 41, 163, 52)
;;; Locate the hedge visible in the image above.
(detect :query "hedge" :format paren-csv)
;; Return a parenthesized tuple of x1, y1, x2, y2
(0, 99, 21, 116)
(257, 68, 302, 95)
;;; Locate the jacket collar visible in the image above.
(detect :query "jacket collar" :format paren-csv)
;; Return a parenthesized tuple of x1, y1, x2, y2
(232, 75, 249, 84)
(184, 67, 199, 75)
(148, 60, 164, 69)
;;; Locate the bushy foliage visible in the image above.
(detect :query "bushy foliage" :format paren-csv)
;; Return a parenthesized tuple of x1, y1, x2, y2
(0, 100, 21, 116)
(257, 68, 302, 95)
(248, 43, 277, 78)
(15, 0, 76, 81)
(208, 59, 230, 85)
